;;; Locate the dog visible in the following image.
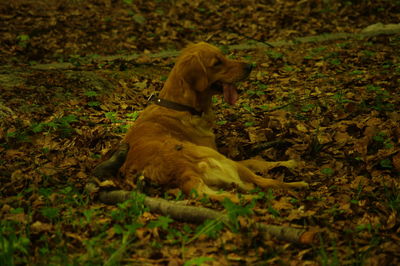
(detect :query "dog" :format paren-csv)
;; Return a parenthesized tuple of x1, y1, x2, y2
(96, 42, 308, 202)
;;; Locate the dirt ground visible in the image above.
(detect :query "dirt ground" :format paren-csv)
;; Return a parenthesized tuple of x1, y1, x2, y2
(1, 0, 400, 265)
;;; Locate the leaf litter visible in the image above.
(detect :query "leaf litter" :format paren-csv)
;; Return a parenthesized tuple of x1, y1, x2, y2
(1, 0, 400, 265)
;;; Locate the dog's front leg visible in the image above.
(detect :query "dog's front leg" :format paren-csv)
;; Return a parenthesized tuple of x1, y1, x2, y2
(93, 143, 129, 178)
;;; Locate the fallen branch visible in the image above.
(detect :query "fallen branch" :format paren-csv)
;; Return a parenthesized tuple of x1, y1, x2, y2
(97, 189, 319, 245)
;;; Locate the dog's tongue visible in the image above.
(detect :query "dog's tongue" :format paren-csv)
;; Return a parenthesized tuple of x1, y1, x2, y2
(223, 83, 238, 105)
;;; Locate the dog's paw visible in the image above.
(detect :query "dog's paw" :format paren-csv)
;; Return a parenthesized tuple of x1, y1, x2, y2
(93, 143, 129, 178)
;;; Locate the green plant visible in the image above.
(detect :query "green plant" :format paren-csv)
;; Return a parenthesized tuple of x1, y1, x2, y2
(317, 239, 340, 266)
(363, 85, 394, 111)
(310, 72, 327, 79)
(247, 89, 265, 97)
(216, 120, 227, 125)
(116, 124, 130, 133)
(5, 128, 30, 144)
(126, 111, 140, 121)
(301, 103, 316, 112)
(166, 228, 189, 244)
(38, 187, 53, 199)
(191, 219, 224, 242)
(312, 47, 327, 54)
(241, 103, 252, 112)
(82, 209, 96, 224)
(305, 47, 328, 59)
(321, 167, 334, 176)
(362, 50, 375, 57)
(379, 159, 392, 169)
(337, 42, 351, 49)
(349, 69, 364, 75)
(40, 207, 60, 222)
(350, 182, 364, 204)
(355, 223, 382, 252)
(184, 257, 214, 266)
(99, 193, 146, 265)
(68, 54, 83, 66)
(372, 132, 394, 149)
(132, 14, 146, 24)
(332, 92, 352, 104)
(329, 58, 341, 65)
(105, 221, 143, 266)
(31, 114, 78, 137)
(84, 91, 98, 97)
(147, 216, 174, 230)
(244, 121, 255, 127)
(84, 90, 101, 107)
(0, 222, 30, 265)
(220, 45, 230, 55)
(283, 65, 295, 72)
(82, 233, 107, 265)
(105, 112, 121, 123)
(324, 204, 346, 218)
(17, 34, 30, 48)
(111, 192, 146, 223)
(266, 50, 284, 60)
(222, 198, 255, 232)
(385, 186, 400, 214)
(258, 189, 280, 217)
(247, 82, 266, 97)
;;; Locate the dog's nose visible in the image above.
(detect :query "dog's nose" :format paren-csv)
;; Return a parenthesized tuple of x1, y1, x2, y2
(245, 63, 253, 73)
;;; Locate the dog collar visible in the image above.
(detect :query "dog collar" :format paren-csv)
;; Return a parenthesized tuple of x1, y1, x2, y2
(154, 98, 203, 116)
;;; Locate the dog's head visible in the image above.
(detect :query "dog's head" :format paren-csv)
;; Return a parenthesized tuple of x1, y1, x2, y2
(174, 42, 252, 105)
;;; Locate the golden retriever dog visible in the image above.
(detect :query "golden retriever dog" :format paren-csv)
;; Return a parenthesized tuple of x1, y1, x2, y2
(96, 42, 308, 202)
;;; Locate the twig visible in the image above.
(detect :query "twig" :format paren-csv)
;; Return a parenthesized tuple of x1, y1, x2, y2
(258, 94, 334, 113)
(97, 189, 319, 244)
(225, 28, 274, 48)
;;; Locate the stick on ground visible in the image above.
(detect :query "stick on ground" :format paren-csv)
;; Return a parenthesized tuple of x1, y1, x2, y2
(97, 189, 320, 245)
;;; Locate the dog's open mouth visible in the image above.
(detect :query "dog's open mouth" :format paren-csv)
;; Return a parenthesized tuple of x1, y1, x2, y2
(211, 82, 239, 105)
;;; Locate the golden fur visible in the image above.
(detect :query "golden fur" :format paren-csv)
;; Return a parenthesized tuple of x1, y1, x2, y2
(120, 42, 308, 202)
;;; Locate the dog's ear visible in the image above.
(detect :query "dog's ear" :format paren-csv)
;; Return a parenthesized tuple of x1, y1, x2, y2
(178, 53, 208, 91)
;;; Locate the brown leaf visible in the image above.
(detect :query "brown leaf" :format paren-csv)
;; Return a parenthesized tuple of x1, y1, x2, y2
(358, 213, 380, 228)
(32, 134, 58, 150)
(5, 213, 26, 223)
(384, 212, 397, 230)
(392, 152, 400, 172)
(76, 171, 87, 179)
(287, 208, 316, 221)
(334, 131, 351, 145)
(39, 163, 58, 176)
(354, 136, 370, 156)
(6, 149, 25, 158)
(246, 127, 267, 143)
(227, 253, 244, 262)
(31, 221, 52, 234)
(65, 232, 87, 242)
(60, 157, 79, 167)
(272, 197, 294, 211)
(11, 170, 24, 182)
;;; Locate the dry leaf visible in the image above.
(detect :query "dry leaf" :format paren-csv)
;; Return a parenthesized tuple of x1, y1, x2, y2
(31, 221, 52, 234)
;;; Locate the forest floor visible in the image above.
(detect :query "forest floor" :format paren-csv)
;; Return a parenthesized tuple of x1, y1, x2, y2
(1, 0, 400, 265)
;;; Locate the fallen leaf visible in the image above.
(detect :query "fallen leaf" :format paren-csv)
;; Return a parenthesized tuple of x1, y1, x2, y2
(5, 213, 26, 223)
(392, 152, 400, 172)
(31, 221, 52, 234)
